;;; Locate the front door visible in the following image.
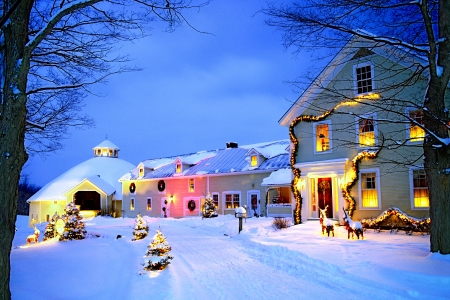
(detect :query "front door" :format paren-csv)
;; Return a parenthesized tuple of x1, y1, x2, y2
(317, 178, 333, 218)
(161, 197, 170, 218)
(247, 191, 260, 217)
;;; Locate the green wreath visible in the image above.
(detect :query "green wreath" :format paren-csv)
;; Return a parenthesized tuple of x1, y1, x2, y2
(188, 200, 196, 211)
(129, 182, 136, 193)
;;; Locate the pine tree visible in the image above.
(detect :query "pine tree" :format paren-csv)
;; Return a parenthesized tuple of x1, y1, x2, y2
(43, 212, 60, 241)
(61, 202, 86, 241)
(143, 228, 173, 271)
(202, 194, 218, 218)
(132, 213, 149, 241)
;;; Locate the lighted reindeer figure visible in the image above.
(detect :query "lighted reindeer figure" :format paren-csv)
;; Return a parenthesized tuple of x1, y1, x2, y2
(26, 226, 40, 245)
(342, 207, 364, 239)
(319, 205, 334, 237)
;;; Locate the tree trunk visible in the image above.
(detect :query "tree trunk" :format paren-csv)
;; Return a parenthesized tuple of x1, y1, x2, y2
(0, 1, 32, 299)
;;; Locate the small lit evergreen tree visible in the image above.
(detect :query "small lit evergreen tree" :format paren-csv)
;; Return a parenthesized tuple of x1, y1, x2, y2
(132, 213, 149, 241)
(143, 228, 173, 271)
(61, 202, 86, 241)
(202, 194, 218, 218)
(43, 212, 60, 241)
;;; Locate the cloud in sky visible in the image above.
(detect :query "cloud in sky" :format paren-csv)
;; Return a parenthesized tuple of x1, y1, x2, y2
(24, 0, 312, 187)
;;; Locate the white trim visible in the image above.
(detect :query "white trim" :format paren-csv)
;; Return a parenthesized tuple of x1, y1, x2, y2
(313, 120, 333, 155)
(358, 168, 381, 210)
(409, 166, 429, 210)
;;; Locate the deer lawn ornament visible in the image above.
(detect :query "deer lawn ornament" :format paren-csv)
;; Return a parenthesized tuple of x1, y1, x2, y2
(26, 226, 40, 245)
(319, 205, 334, 237)
(342, 207, 364, 239)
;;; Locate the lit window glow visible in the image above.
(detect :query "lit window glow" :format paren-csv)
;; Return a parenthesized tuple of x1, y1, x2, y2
(359, 117, 375, 147)
(413, 169, 429, 207)
(316, 124, 330, 152)
(251, 155, 257, 167)
(409, 110, 425, 142)
(188, 178, 195, 192)
(361, 172, 378, 207)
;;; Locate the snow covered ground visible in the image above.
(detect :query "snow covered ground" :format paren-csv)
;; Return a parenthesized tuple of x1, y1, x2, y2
(11, 215, 450, 300)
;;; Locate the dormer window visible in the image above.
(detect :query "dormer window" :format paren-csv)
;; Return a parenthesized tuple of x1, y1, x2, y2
(139, 167, 144, 177)
(251, 155, 258, 167)
(176, 163, 182, 173)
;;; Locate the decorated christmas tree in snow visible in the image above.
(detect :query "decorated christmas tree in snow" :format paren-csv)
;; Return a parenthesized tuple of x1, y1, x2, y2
(202, 193, 218, 218)
(43, 212, 60, 241)
(143, 228, 173, 271)
(61, 202, 86, 241)
(132, 213, 149, 240)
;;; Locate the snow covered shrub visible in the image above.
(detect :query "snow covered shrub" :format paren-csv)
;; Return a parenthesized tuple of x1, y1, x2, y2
(132, 213, 149, 240)
(272, 217, 290, 230)
(61, 202, 86, 241)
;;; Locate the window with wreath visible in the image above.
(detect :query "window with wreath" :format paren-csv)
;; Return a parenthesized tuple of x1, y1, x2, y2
(314, 122, 331, 153)
(354, 63, 374, 94)
(130, 198, 135, 211)
(147, 198, 152, 211)
(409, 110, 425, 143)
(360, 171, 379, 208)
(188, 178, 195, 192)
(358, 115, 376, 147)
(411, 169, 429, 208)
(225, 193, 240, 209)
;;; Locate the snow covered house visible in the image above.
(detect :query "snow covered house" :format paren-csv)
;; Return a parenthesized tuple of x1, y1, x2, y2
(279, 35, 449, 224)
(27, 140, 135, 224)
(119, 140, 293, 219)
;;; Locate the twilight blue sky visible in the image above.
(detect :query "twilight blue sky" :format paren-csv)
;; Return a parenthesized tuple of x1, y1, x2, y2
(24, 0, 313, 187)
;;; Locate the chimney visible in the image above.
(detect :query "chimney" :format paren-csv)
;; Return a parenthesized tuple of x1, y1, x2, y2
(226, 142, 238, 148)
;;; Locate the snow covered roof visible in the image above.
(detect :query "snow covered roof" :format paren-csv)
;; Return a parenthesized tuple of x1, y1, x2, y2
(93, 140, 120, 150)
(28, 156, 135, 202)
(120, 140, 290, 181)
(261, 168, 292, 186)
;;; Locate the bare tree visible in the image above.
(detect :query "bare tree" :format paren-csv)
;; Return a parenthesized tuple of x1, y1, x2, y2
(0, 0, 208, 298)
(263, 0, 450, 254)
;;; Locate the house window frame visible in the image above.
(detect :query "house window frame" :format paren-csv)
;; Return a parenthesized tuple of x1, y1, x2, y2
(146, 197, 152, 211)
(353, 62, 375, 95)
(356, 113, 378, 149)
(188, 178, 195, 193)
(250, 155, 258, 167)
(358, 168, 381, 210)
(176, 163, 182, 173)
(313, 120, 332, 154)
(406, 108, 425, 144)
(223, 191, 241, 210)
(409, 167, 429, 209)
(130, 198, 135, 211)
(211, 192, 219, 210)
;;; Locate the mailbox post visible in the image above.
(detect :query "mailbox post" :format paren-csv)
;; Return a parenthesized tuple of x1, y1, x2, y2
(235, 206, 247, 234)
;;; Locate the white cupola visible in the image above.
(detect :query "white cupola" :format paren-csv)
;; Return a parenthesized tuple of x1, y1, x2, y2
(93, 140, 120, 158)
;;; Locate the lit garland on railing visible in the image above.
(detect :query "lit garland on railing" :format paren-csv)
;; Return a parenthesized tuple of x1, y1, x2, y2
(289, 110, 334, 225)
(360, 207, 430, 232)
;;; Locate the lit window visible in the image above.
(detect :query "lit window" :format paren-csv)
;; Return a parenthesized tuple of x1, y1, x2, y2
(188, 178, 195, 192)
(409, 110, 425, 143)
(413, 169, 429, 208)
(147, 198, 152, 211)
(361, 172, 378, 208)
(212, 193, 219, 209)
(139, 168, 144, 177)
(102, 149, 107, 156)
(355, 63, 373, 94)
(176, 163, 181, 173)
(251, 155, 258, 167)
(315, 123, 330, 152)
(225, 193, 240, 209)
(130, 199, 135, 211)
(109, 149, 113, 156)
(97, 149, 101, 155)
(359, 117, 376, 147)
